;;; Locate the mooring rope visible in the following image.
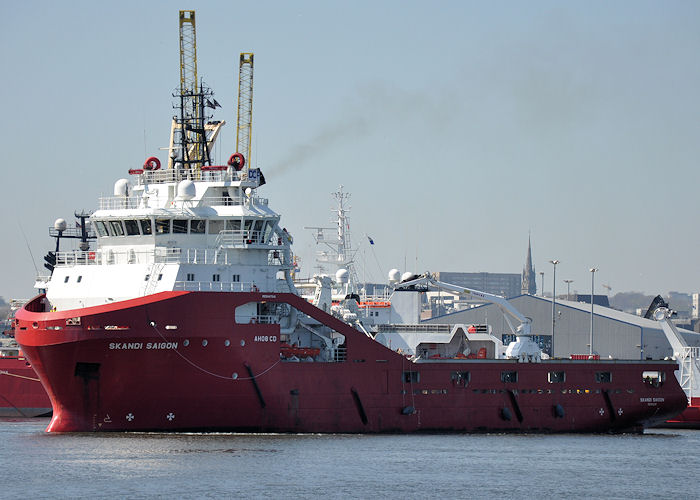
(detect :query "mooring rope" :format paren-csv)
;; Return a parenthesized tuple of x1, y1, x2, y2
(0, 369, 41, 382)
(150, 323, 281, 381)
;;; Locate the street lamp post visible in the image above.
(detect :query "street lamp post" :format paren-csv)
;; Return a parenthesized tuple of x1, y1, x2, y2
(539, 272, 545, 297)
(589, 267, 598, 356)
(549, 260, 559, 356)
(564, 279, 573, 301)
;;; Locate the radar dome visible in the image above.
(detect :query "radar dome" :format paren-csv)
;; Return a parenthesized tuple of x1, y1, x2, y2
(54, 218, 67, 231)
(401, 271, 415, 282)
(335, 268, 349, 284)
(113, 178, 130, 196)
(176, 180, 196, 200)
(388, 269, 401, 283)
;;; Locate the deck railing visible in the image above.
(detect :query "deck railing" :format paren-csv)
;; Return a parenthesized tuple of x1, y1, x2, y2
(173, 281, 254, 292)
(54, 245, 286, 267)
(99, 194, 269, 210)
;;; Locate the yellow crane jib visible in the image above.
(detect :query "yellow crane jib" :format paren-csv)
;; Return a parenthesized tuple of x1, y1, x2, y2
(236, 53, 254, 170)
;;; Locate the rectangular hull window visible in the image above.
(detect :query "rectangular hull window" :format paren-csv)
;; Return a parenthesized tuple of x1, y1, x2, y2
(548, 371, 566, 383)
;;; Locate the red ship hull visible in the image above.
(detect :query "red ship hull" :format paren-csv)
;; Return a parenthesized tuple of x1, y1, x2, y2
(661, 398, 700, 428)
(15, 292, 687, 433)
(0, 354, 52, 418)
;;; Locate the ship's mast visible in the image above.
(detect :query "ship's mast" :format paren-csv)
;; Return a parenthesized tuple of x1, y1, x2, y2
(168, 10, 224, 175)
(305, 186, 361, 293)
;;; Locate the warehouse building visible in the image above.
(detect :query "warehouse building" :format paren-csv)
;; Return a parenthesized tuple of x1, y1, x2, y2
(423, 294, 700, 359)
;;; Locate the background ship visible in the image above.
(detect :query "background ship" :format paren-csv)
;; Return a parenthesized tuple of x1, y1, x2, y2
(1, 302, 51, 417)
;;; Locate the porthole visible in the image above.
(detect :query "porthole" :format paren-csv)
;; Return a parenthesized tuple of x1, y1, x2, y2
(183, 339, 190, 347)
(224, 340, 231, 347)
(240, 340, 246, 347)
(232, 372, 238, 379)
(202, 339, 208, 347)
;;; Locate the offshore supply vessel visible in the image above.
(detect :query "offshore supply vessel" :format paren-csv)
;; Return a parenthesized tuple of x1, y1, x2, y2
(1, 301, 51, 417)
(0, 334, 51, 418)
(13, 13, 687, 433)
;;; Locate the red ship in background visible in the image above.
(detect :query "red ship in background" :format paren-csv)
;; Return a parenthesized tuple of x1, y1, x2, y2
(1, 303, 51, 417)
(13, 10, 688, 433)
(653, 307, 700, 428)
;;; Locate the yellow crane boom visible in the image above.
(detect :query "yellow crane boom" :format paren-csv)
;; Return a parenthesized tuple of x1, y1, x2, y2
(236, 53, 254, 169)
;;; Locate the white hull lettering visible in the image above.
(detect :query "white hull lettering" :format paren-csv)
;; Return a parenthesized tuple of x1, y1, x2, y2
(108, 342, 177, 350)
(146, 342, 178, 349)
(254, 335, 277, 342)
(109, 343, 144, 350)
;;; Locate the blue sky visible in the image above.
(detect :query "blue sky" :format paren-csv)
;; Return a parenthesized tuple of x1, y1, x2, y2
(1, 1, 699, 301)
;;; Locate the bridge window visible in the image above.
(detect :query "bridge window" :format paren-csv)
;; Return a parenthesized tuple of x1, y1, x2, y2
(124, 219, 140, 236)
(208, 220, 224, 234)
(155, 219, 170, 234)
(139, 219, 152, 235)
(109, 220, 125, 236)
(253, 220, 264, 241)
(191, 219, 205, 233)
(173, 219, 188, 234)
(225, 219, 241, 231)
(263, 222, 274, 243)
(94, 221, 108, 237)
(595, 372, 612, 383)
(501, 371, 518, 383)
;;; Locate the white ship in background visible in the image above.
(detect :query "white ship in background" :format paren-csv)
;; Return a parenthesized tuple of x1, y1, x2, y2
(297, 186, 412, 330)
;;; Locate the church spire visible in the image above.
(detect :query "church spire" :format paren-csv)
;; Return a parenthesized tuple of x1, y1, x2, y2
(522, 234, 536, 295)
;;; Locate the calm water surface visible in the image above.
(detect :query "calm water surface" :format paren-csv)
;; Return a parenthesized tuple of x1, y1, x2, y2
(1, 418, 698, 499)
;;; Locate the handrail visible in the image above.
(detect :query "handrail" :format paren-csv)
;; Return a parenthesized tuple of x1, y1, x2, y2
(216, 230, 264, 246)
(130, 169, 243, 185)
(53, 244, 286, 267)
(98, 194, 270, 210)
(173, 281, 254, 292)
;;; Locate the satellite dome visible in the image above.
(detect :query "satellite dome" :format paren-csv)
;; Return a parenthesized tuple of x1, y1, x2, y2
(335, 268, 349, 284)
(113, 178, 130, 197)
(388, 269, 401, 283)
(54, 218, 67, 231)
(401, 271, 415, 282)
(176, 180, 196, 200)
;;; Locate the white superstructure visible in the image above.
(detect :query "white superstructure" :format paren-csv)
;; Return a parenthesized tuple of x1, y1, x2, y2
(45, 166, 296, 311)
